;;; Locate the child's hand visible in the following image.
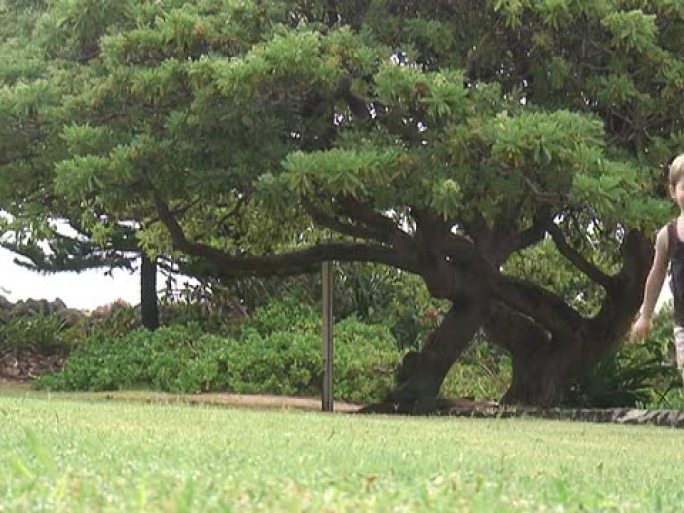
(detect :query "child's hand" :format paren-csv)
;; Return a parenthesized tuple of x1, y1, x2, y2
(631, 315, 652, 342)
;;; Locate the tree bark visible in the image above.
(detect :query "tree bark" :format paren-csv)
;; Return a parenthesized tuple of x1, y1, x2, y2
(386, 306, 478, 411)
(489, 231, 653, 407)
(140, 253, 159, 331)
(379, 256, 492, 413)
(485, 303, 583, 406)
(489, 306, 632, 407)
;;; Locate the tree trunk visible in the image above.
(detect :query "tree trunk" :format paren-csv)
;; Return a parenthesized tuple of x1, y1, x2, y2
(493, 316, 627, 407)
(488, 231, 652, 406)
(140, 253, 159, 331)
(382, 287, 490, 413)
(503, 345, 573, 406)
(363, 223, 652, 412)
(486, 304, 585, 406)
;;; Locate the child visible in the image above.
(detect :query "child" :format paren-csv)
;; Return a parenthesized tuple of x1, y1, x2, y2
(633, 154, 684, 380)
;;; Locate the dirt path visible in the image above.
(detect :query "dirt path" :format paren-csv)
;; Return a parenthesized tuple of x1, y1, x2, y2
(5, 378, 684, 427)
(94, 390, 363, 413)
(0, 378, 362, 413)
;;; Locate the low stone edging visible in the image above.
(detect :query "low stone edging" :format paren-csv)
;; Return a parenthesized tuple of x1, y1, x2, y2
(359, 398, 684, 428)
(444, 404, 684, 428)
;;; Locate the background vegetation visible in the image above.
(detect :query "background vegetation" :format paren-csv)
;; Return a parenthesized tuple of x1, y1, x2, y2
(0, 263, 678, 410)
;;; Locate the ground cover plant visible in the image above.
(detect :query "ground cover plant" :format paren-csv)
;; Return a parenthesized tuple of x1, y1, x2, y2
(2, 393, 684, 512)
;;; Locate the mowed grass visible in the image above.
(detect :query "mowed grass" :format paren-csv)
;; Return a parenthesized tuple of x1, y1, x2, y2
(2, 392, 684, 512)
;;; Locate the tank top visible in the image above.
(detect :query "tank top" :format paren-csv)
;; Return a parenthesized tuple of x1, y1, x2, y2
(667, 220, 684, 325)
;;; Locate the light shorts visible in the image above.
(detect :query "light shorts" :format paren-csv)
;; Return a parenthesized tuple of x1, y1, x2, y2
(673, 325, 684, 370)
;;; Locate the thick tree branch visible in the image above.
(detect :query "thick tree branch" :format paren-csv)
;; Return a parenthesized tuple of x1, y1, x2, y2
(154, 195, 416, 276)
(590, 229, 653, 337)
(493, 274, 585, 339)
(337, 197, 401, 238)
(441, 232, 486, 266)
(520, 175, 565, 203)
(547, 223, 616, 291)
(458, 209, 488, 241)
(510, 207, 552, 253)
(459, 206, 551, 266)
(302, 198, 387, 242)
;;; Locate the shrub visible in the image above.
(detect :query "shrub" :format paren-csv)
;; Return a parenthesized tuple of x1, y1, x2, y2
(37, 302, 404, 403)
(651, 388, 684, 410)
(37, 324, 225, 393)
(0, 314, 71, 354)
(158, 297, 247, 336)
(330, 317, 400, 403)
(388, 273, 448, 351)
(239, 295, 319, 337)
(80, 300, 140, 340)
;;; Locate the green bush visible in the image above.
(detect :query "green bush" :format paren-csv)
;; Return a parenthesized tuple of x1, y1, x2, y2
(0, 314, 71, 354)
(38, 325, 202, 392)
(37, 301, 403, 403)
(650, 388, 684, 410)
(239, 295, 319, 337)
(332, 317, 400, 403)
(388, 273, 448, 351)
(158, 298, 246, 336)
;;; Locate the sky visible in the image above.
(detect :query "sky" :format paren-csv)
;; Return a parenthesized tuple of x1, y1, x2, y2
(0, 246, 141, 310)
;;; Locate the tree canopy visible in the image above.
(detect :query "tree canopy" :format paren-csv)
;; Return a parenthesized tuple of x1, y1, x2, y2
(1, 0, 682, 407)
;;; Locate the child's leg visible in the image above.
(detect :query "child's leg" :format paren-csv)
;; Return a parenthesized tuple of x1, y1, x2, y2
(674, 325, 684, 383)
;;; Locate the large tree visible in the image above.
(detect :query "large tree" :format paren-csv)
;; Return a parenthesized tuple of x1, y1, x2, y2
(2, 0, 683, 408)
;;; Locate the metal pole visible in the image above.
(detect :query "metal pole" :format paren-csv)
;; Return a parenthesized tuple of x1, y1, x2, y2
(322, 261, 334, 412)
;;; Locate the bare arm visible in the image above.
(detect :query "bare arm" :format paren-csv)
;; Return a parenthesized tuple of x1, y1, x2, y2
(639, 226, 670, 320)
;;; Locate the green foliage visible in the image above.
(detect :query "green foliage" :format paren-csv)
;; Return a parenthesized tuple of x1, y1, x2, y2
(238, 294, 319, 336)
(83, 301, 140, 339)
(2, 0, 683, 409)
(442, 338, 512, 400)
(158, 298, 236, 336)
(175, 264, 449, 353)
(387, 274, 447, 351)
(329, 317, 400, 403)
(334, 263, 400, 322)
(35, 0, 133, 61)
(282, 148, 404, 198)
(601, 9, 658, 50)
(7, 0, 677, 254)
(37, 299, 403, 403)
(0, 314, 71, 354)
(505, 239, 607, 317)
(649, 388, 684, 411)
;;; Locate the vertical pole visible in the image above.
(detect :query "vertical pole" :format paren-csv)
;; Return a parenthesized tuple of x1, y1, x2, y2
(140, 252, 159, 331)
(322, 261, 334, 412)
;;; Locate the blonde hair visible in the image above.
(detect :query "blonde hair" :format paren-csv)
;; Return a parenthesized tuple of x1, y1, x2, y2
(669, 154, 684, 186)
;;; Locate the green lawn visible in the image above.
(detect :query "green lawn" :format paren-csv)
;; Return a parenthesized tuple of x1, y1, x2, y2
(2, 391, 684, 512)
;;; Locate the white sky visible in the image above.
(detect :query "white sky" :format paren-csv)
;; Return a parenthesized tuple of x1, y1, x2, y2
(0, 246, 141, 310)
